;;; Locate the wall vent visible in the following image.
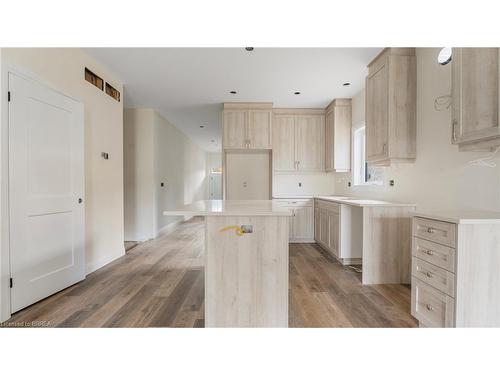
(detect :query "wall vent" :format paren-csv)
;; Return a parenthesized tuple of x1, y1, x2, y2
(105, 82, 121, 102)
(84, 68, 104, 90)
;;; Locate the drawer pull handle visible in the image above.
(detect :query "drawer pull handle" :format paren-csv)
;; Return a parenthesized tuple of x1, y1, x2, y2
(426, 304, 434, 311)
(427, 227, 435, 234)
(426, 272, 432, 278)
(425, 250, 434, 256)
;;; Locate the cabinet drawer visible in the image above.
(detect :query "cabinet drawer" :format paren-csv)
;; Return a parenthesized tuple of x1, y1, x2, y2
(412, 237, 455, 273)
(412, 257, 455, 297)
(274, 198, 312, 207)
(411, 277, 455, 327)
(413, 217, 456, 248)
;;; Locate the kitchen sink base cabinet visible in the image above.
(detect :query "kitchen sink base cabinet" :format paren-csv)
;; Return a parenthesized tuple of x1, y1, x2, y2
(314, 198, 415, 284)
(314, 200, 362, 265)
(411, 214, 500, 327)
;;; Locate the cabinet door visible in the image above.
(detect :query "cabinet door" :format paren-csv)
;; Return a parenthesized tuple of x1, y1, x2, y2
(289, 208, 295, 241)
(325, 111, 334, 171)
(314, 207, 320, 242)
(273, 116, 296, 172)
(223, 110, 247, 149)
(296, 115, 325, 171)
(333, 105, 351, 171)
(452, 48, 500, 144)
(248, 110, 272, 149)
(328, 211, 339, 257)
(366, 62, 389, 162)
(319, 209, 329, 246)
(293, 206, 313, 241)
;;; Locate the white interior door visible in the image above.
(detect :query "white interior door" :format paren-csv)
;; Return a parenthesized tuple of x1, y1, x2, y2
(209, 173, 222, 199)
(9, 72, 85, 313)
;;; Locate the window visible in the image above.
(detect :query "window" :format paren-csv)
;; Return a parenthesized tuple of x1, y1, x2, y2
(352, 124, 383, 186)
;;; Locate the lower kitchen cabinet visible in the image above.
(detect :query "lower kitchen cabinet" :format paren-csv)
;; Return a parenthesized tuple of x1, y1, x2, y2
(411, 213, 500, 327)
(314, 199, 362, 265)
(274, 199, 314, 243)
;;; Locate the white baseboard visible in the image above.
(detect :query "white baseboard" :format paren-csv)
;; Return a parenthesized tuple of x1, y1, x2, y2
(85, 248, 125, 275)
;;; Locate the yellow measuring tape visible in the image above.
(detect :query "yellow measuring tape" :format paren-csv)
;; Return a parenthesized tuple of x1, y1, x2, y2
(219, 225, 244, 236)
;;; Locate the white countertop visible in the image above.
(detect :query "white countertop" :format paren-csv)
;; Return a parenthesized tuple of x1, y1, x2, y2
(163, 200, 293, 217)
(413, 210, 500, 224)
(274, 195, 416, 207)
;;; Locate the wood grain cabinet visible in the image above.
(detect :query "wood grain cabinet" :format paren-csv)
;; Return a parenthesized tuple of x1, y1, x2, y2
(325, 99, 352, 172)
(314, 199, 361, 265)
(273, 199, 314, 242)
(451, 48, 500, 151)
(411, 214, 500, 327)
(273, 109, 325, 173)
(365, 48, 416, 166)
(223, 103, 272, 150)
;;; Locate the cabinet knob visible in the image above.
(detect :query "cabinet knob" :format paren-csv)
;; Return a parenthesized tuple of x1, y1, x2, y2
(426, 272, 432, 278)
(426, 304, 433, 311)
(426, 250, 434, 256)
(427, 227, 435, 234)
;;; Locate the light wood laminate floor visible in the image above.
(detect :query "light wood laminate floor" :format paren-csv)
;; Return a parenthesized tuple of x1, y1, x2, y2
(4, 218, 416, 328)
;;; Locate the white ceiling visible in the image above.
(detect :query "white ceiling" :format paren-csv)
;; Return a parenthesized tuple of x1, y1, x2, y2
(86, 48, 382, 152)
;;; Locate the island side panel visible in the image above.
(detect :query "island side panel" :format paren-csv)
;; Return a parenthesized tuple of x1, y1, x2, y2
(205, 215, 289, 327)
(362, 206, 414, 284)
(455, 223, 500, 327)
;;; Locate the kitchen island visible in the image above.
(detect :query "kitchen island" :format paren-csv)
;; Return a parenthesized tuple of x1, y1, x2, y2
(163, 200, 292, 328)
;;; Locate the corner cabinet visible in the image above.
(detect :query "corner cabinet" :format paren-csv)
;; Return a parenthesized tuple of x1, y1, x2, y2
(272, 109, 325, 173)
(365, 48, 416, 166)
(325, 99, 351, 172)
(451, 48, 500, 151)
(223, 103, 272, 150)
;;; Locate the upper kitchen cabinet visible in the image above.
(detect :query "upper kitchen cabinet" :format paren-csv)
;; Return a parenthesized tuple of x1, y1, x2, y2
(365, 48, 416, 166)
(325, 99, 352, 172)
(273, 109, 325, 173)
(222, 103, 272, 150)
(451, 48, 500, 151)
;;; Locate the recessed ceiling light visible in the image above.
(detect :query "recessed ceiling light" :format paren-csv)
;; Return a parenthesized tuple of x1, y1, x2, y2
(245, 47, 254, 52)
(342, 82, 351, 86)
(294, 91, 301, 95)
(230, 90, 237, 94)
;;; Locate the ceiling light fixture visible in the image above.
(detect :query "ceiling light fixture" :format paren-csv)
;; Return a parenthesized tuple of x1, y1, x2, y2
(294, 91, 301, 95)
(343, 82, 351, 86)
(245, 47, 254, 52)
(230, 90, 237, 94)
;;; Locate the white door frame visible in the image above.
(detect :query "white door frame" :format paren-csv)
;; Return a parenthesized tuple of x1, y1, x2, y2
(0, 62, 84, 323)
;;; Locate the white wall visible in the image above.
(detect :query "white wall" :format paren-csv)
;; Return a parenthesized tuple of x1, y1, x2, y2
(1, 48, 125, 273)
(124, 108, 207, 240)
(154, 110, 207, 233)
(124, 109, 156, 241)
(273, 173, 336, 197)
(0, 48, 125, 321)
(335, 48, 500, 213)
